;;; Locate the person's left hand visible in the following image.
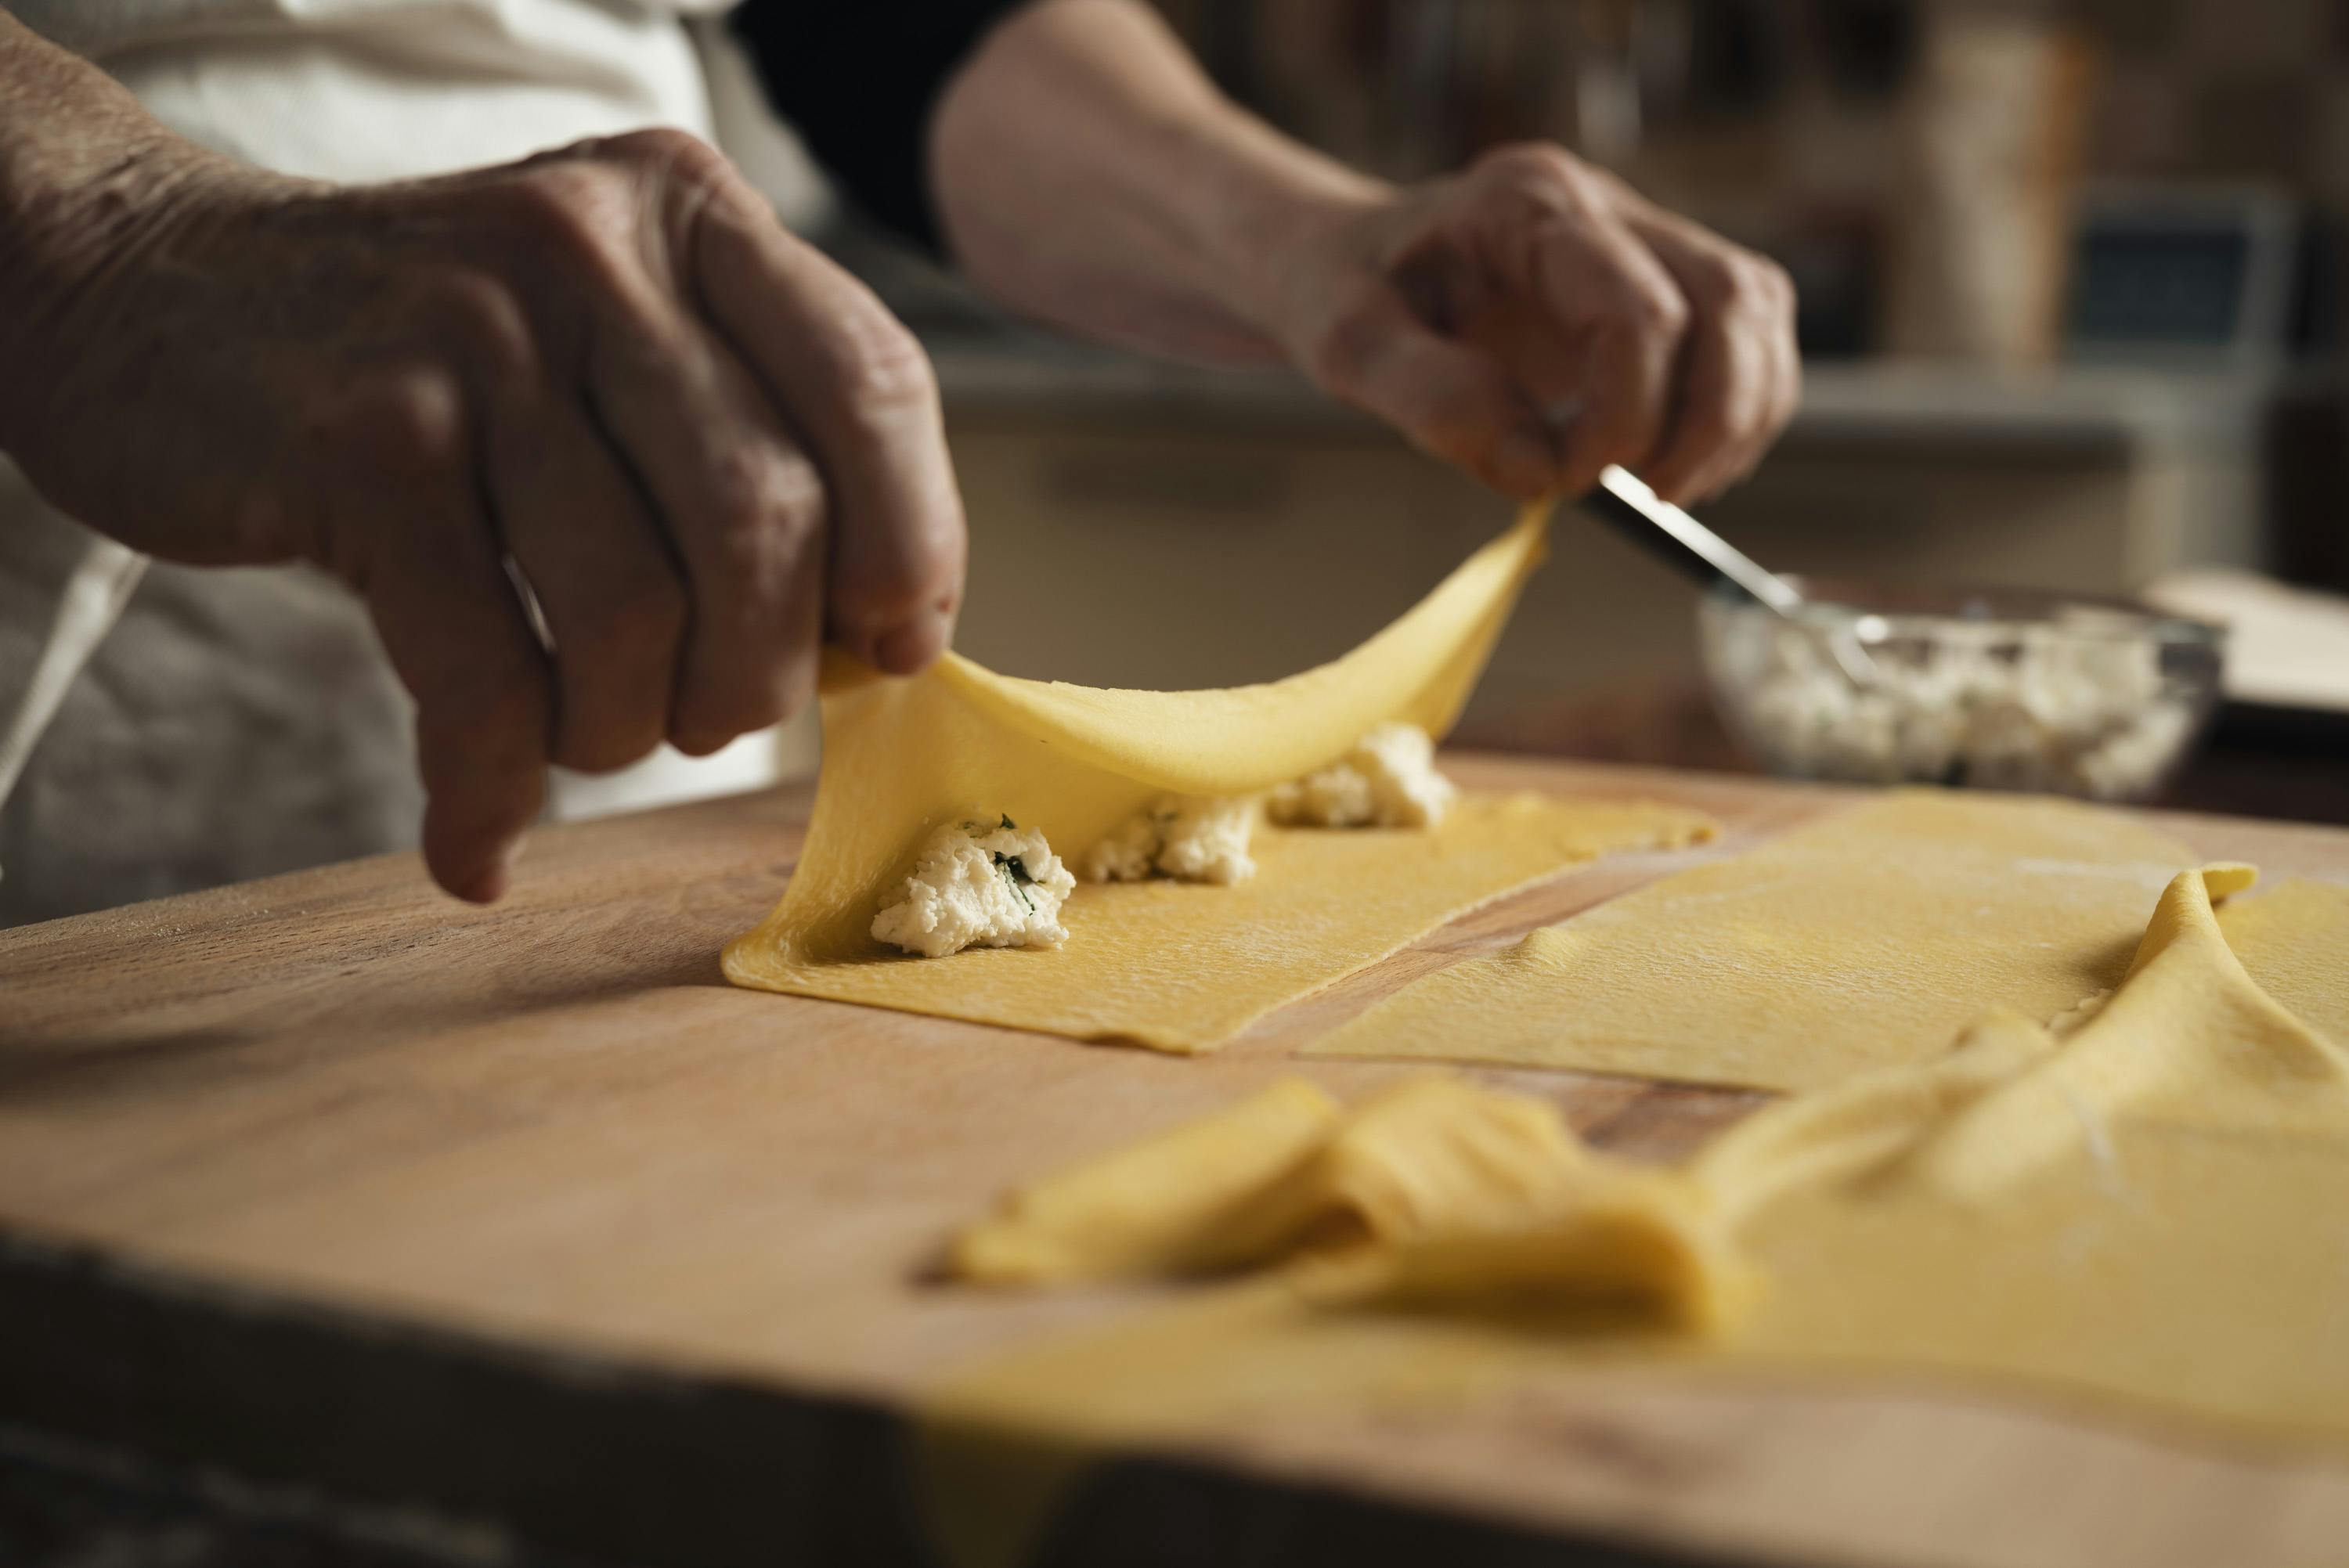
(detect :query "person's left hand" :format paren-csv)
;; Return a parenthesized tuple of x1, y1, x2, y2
(1269, 143, 1799, 506)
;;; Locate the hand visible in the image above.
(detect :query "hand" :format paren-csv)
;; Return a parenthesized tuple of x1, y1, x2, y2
(1272, 143, 1799, 505)
(3, 124, 965, 903)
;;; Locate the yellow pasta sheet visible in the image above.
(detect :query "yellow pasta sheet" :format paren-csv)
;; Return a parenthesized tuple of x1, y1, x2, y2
(723, 503, 1713, 1052)
(921, 869, 2349, 1567)
(2221, 876, 2349, 1044)
(1310, 790, 2202, 1090)
(1712, 865, 2349, 1437)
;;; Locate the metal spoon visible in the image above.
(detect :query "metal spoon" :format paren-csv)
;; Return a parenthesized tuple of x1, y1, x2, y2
(1578, 465, 1880, 686)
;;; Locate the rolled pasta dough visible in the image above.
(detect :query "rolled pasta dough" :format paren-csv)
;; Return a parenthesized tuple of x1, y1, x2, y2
(1310, 790, 2203, 1090)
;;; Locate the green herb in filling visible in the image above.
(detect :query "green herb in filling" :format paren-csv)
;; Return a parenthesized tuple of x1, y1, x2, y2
(993, 850, 1037, 913)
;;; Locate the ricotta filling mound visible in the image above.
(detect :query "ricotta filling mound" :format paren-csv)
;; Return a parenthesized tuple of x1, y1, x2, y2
(881, 727, 1459, 955)
(872, 818, 1077, 958)
(1268, 722, 1457, 829)
(1081, 723, 1458, 888)
(1083, 795, 1260, 886)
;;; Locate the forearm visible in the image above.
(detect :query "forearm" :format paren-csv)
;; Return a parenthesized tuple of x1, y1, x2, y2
(928, 0, 1386, 366)
(0, 16, 220, 449)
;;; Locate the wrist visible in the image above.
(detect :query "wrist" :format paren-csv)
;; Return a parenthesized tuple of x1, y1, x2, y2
(1211, 148, 1391, 349)
(1193, 119, 1391, 349)
(929, 0, 1396, 365)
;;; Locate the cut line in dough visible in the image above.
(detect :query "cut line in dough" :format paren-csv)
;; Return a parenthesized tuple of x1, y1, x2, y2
(1308, 790, 2205, 1090)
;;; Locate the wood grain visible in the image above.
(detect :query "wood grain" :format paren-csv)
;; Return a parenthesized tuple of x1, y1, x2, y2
(5, 757, 2348, 1568)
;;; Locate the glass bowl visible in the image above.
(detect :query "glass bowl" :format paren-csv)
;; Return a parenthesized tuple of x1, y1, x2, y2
(1698, 578, 2227, 802)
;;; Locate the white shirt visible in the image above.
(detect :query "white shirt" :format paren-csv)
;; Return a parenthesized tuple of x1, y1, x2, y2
(13, 0, 720, 180)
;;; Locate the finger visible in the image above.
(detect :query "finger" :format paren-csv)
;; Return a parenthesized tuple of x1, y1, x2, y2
(1303, 279, 1557, 496)
(1638, 280, 1770, 505)
(488, 390, 687, 773)
(588, 309, 828, 755)
(1701, 313, 1799, 500)
(358, 429, 551, 903)
(1752, 299, 1804, 488)
(692, 190, 965, 672)
(1617, 203, 1798, 499)
(1694, 272, 1797, 500)
(1531, 217, 1690, 496)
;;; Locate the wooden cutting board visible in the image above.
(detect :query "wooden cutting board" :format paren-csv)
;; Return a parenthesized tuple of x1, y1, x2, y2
(5, 757, 2348, 1568)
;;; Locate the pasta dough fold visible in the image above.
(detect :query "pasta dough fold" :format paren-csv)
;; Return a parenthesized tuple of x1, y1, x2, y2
(936, 862, 2349, 1444)
(954, 1075, 1745, 1330)
(918, 865, 2349, 1568)
(723, 503, 1714, 1051)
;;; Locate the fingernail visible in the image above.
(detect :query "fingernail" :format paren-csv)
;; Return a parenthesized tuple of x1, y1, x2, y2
(873, 609, 951, 675)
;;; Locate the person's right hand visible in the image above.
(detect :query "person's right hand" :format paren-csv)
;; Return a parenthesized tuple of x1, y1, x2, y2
(1268, 145, 1799, 506)
(2, 120, 965, 903)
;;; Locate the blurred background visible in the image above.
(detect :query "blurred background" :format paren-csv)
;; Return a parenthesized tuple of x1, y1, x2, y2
(609, 0, 2349, 826)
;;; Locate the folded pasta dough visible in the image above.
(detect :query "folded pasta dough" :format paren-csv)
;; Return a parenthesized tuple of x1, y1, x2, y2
(922, 860, 2349, 1549)
(951, 1079, 1344, 1284)
(953, 1075, 1745, 1331)
(1714, 863, 2349, 1443)
(721, 502, 1716, 1052)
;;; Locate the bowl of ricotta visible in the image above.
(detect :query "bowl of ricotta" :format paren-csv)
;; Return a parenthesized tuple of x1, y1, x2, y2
(1698, 579, 2225, 801)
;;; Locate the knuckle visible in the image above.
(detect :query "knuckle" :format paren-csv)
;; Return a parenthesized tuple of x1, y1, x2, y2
(692, 449, 827, 616)
(601, 126, 729, 185)
(1684, 254, 1746, 312)
(1705, 251, 1793, 319)
(504, 165, 637, 279)
(588, 575, 689, 657)
(363, 371, 468, 470)
(1628, 277, 1691, 341)
(824, 309, 940, 431)
(832, 537, 957, 627)
(579, 128, 744, 231)
(1478, 144, 1613, 225)
(713, 445, 828, 557)
(1477, 142, 1588, 199)
(431, 271, 538, 382)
